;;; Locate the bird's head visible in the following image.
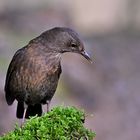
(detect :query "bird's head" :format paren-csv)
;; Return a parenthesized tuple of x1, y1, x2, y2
(41, 27, 92, 62)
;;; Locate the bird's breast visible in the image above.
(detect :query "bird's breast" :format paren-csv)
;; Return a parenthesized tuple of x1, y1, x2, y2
(13, 53, 62, 104)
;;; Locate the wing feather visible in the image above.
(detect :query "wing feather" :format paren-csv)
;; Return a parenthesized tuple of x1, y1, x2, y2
(5, 47, 25, 105)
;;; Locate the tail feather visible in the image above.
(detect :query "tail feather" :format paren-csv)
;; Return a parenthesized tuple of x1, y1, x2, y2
(16, 102, 24, 118)
(25, 104, 42, 118)
(16, 102, 42, 119)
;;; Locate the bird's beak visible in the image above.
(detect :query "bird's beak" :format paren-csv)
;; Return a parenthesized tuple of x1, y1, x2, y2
(80, 50, 92, 63)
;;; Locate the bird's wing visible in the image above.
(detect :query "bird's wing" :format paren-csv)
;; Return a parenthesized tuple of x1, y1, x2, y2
(5, 47, 25, 105)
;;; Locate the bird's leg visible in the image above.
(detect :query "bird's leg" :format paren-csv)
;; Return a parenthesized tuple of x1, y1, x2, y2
(22, 108, 27, 125)
(46, 100, 50, 113)
(21, 103, 28, 126)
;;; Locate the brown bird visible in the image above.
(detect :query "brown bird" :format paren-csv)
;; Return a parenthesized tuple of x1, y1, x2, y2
(4, 27, 92, 123)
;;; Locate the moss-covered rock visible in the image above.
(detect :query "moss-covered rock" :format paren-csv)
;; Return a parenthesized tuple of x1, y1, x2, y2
(0, 106, 95, 140)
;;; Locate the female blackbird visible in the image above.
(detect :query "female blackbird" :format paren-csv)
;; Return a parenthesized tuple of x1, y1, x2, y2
(5, 27, 92, 123)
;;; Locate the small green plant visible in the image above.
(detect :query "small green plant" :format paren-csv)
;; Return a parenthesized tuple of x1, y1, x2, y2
(0, 106, 96, 140)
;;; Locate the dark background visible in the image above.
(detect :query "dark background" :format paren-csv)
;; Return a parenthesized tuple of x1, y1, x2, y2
(0, 0, 140, 140)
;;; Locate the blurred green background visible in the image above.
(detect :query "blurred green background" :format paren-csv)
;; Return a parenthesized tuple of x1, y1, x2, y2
(0, 0, 140, 140)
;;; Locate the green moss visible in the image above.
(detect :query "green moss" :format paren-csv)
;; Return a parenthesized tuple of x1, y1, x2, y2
(0, 106, 96, 140)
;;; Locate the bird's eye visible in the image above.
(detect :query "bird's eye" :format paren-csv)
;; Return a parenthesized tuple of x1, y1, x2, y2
(71, 43, 77, 47)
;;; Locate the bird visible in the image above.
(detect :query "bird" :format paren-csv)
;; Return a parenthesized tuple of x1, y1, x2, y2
(4, 27, 92, 123)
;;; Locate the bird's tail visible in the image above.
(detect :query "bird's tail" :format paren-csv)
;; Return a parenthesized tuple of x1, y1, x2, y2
(16, 102, 42, 119)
